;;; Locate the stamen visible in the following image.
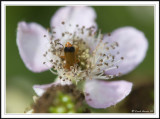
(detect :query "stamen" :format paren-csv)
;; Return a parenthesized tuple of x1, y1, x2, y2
(49, 68, 58, 75)
(42, 22, 123, 85)
(61, 21, 65, 25)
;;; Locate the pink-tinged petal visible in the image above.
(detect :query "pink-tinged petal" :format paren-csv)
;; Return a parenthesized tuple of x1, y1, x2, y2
(51, 6, 97, 28)
(50, 6, 97, 39)
(104, 27, 148, 75)
(17, 22, 52, 72)
(33, 82, 58, 96)
(84, 79, 132, 109)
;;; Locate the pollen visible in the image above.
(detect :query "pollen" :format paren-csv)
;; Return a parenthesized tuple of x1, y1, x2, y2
(42, 21, 124, 85)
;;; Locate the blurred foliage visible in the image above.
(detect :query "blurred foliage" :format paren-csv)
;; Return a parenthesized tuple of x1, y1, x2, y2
(6, 6, 154, 113)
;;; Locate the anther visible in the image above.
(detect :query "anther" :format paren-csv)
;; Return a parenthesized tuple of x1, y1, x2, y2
(107, 32, 111, 36)
(62, 33, 65, 37)
(100, 59, 103, 62)
(105, 63, 108, 66)
(61, 21, 65, 25)
(97, 64, 103, 66)
(121, 57, 124, 60)
(103, 54, 106, 56)
(115, 42, 119, 47)
(85, 93, 89, 96)
(106, 47, 109, 50)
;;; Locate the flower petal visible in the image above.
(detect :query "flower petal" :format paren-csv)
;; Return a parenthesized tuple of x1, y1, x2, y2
(84, 79, 133, 109)
(17, 22, 52, 72)
(50, 6, 97, 39)
(104, 27, 148, 75)
(33, 82, 57, 96)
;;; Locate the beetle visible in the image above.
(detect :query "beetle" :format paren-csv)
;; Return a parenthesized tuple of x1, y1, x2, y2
(61, 42, 79, 70)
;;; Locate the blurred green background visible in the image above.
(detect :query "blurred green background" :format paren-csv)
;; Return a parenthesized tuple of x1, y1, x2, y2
(6, 6, 154, 113)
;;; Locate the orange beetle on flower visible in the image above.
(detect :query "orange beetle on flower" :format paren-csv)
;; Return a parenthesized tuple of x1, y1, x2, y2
(17, 6, 148, 109)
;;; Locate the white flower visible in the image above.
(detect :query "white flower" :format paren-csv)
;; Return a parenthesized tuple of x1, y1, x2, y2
(17, 6, 148, 109)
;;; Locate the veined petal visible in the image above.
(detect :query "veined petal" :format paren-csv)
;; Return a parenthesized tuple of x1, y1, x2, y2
(84, 79, 132, 109)
(17, 22, 52, 72)
(50, 6, 97, 39)
(104, 27, 148, 75)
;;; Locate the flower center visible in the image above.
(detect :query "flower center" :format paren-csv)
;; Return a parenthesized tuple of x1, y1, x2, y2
(43, 21, 124, 85)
